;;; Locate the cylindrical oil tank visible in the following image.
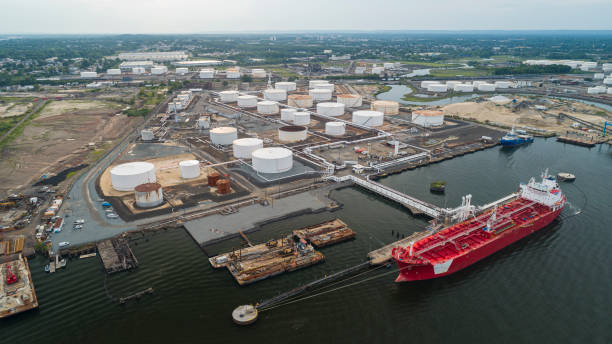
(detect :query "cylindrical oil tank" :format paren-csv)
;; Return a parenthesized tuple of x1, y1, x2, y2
(280, 108, 297, 122)
(494, 81, 512, 89)
(179, 160, 200, 179)
(175, 67, 188, 75)
(257, 100, 279, 115)
(312, 83, 334, 92)
(134, 183, 164, 208)
(232, 138, 264, 159)
(252, 147, 293, 174)
(237, 95, 258, 108)
(336, 94, 363, 107)
(107, 69, 121, 75)
(352, 110, 384, 127)
(278, 125, 308, 143)
(208, 172, 220, 186)
(412, 110, 444, 127)
(446, 81, 461, 88)
(199, 69, 215, 79)
(110, 162, 156, 191)
(371, 100, 399, 115)
(427, 84, 448, 92)
(325, 122, 346, 136)
(141, 129, 154, 141)
(293, 112, 310, 125)
(210, 127, 238, 145)
(251, 69, 266, 78)
(219, 90, 239, 102)
(275, 82, 297, 91)
(264, 89, 287, 101)
(309, 80, 328, 88)
(477, 83, 496, 92)
(453, 83, 474, 92)
(420, 81, 438, 89)
(216, 179, 230, 194)
(317, 102, 345, 117)
(288, 94, 313, 108)
(309, 88, 332, 101)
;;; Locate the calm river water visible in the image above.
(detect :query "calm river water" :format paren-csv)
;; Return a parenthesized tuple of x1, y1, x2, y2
(2, 139, 611, 343)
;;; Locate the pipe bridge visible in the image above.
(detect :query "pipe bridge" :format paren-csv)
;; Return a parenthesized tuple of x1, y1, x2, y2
(327, 175, 443, 218)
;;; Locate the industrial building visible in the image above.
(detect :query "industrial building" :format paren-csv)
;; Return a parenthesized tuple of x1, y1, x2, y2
(118, 51, 188, 61)
(119, 61, 154, 71)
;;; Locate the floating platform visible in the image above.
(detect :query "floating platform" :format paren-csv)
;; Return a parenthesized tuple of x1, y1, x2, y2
(292, 219, 355, 248)
(210, 235, 325, 285)
(556, 136, 597, 147)
(0, 256, 39, 319)
(97, 237, 138, 274)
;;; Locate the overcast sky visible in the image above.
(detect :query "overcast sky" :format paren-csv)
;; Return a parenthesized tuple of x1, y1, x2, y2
(2, 0, 612, 34)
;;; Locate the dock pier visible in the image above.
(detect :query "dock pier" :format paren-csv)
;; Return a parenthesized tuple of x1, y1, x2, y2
(97, 237, 139, 274)
(119, 287, 154, 304)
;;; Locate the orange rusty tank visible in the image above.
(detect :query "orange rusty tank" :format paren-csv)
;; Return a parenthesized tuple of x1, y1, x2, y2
(207, 172, 220, 186)
(216, 179, 230, 194)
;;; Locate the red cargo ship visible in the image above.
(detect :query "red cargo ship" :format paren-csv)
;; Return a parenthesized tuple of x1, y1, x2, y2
(392, 171, 565, 282)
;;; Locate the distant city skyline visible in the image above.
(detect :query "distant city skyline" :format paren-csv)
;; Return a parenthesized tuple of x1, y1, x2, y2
(2, 0, 612, 34)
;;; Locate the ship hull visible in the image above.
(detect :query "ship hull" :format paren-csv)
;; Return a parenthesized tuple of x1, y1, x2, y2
(395, 207, 562, 282)
(500, 137, 534, 146)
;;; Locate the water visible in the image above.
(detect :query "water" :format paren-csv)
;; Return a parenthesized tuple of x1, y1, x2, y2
(376, 85, 478, 106)
(3, 139, 612, 343)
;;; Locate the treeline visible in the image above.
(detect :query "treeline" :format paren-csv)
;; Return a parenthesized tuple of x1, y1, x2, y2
(493, 64, 572, 75)
(325, 74, 381, 80)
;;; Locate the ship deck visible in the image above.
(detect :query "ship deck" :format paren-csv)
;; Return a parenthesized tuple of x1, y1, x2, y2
(407, 198, 552, 263)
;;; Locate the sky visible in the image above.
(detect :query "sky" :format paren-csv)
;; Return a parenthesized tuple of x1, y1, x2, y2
(1, 0, 612, 34)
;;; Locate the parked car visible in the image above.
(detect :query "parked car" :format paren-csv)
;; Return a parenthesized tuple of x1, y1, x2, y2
(58, 242, 70, 248)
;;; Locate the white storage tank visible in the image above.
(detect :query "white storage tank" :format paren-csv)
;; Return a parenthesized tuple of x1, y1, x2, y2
(110, 162, 156, 192)
(310, 88, 332, 101)
(352, 110, 384, 127)
(237, 95, 258, 108)
(383, 62, 394, 69)
(264, 89, 287, 101)
(309, 80, 328, 88)
(472, 81, 486, 88)
(371, 66, 385, 75)
(232, 138, 264, 159)
(179, 160, 201, 179)
(132, 67, 145, 75)
(446, 81, 461, 88)
(280, 108, 297, 122)
(151, 66, 167, 75)
(251, 69, 266, 78)
(293, 112, 310, 125)
(219, 90, 239, 103)
(454, 83, 474, 92)
(603, 78, 612, 85)
(226, 68, 241, 79)
(336, 94, 363, 107)
(134, 183, 164, 208)
(176, 67, 188, 75)
(427, 84, 448, 92)
(494, 81, 513, 89)
(312, 83, 334, 92)
(257, 101, 279, 115)
(275, 82, 297, 91)
(252, 147, 293, 174)
(325, 122, 346, 136)
(371, 100, 399, 115)
(199, 69, 215, 79)
(141, 129, 154, 141)
(594, 73, 605, 80)
(477, 83, 496, 92)
(420, 81, 438, 89)
(412, 110, 444, 127)
(210, 127, 238, 145)
(288, 94, 313, 108)
(317, 102, 345, 117)
(107, 69, 121, 75)
(278, 125, 308, 143)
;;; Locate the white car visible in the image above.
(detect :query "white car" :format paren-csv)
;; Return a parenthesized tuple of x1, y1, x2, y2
(106, 213, 119, 219)
(58, 242, 70, 248)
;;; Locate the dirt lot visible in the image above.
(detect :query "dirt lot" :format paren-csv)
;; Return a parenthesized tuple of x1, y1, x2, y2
(0, 102, 31, 118)
(0, 100, 143, 197)
(442, 97, 611, 133)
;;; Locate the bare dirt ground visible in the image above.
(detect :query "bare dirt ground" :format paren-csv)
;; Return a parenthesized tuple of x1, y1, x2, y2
(441, 97, 611, 133)
(0, 100, 143, 197)
(0, 102, 31, 118)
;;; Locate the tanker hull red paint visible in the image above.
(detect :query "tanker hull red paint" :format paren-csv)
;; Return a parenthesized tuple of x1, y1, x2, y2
(395, 207, 562, 282)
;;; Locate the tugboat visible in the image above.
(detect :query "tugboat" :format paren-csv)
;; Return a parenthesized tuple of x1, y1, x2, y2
(500, 127, 534, 147)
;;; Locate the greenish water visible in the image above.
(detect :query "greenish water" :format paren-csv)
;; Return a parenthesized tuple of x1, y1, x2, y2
(2, 139, 611, 343)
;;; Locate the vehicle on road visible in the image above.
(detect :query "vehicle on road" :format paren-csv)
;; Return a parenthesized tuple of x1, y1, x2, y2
(58, 241, 70, 247)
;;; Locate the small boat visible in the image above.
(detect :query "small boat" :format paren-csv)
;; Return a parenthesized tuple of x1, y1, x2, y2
(430, 181, 446, 193)
(557, 172, 576, 182)
(44, 264, 50, 273)
(500, 127, 534, 147)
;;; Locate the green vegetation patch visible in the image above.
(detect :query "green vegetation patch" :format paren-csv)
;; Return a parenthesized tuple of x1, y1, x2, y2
(0, 100, 50, 149)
